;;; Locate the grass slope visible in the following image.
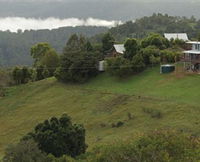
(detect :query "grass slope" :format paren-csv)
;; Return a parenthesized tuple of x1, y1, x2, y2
(0, 67, 200, 157)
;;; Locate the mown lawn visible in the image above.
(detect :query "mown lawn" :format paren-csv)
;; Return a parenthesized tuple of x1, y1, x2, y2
(0, 67, 200, 157)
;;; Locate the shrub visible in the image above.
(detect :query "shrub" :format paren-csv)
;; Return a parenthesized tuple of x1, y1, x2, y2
(106, 57, 133, 78)
(3, 139, 49, 162)
(160, 49, 181, 63)
(22, 114, 87, 158)
(88, 130, 200, 162)
(12, 66, 33, 84)
(124, 38, 139, 60)
(131, 54, 146, 73)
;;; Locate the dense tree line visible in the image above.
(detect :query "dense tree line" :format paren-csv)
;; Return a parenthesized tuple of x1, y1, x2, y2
(0, 26, 107, 66)
(55, 34, 100, 83)
(108, 13, 200, 41)
(106, 33, 182, 78)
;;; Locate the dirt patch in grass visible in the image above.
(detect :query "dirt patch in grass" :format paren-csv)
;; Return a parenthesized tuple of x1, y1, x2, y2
(97, 94, 131, 113)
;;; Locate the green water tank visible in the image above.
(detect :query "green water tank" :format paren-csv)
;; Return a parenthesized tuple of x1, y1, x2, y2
(160, 64, 175, 74)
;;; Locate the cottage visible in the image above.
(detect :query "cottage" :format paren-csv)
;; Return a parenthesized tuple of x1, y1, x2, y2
(164, 33, 189, 41)
(182, 41, 200, 71)
(106, 44, 125, 57)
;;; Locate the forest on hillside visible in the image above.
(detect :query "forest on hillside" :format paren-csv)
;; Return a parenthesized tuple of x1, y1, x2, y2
(0, 26, 107, 67)
(1, 14, 200, 67)
(108, 13, 200, 41)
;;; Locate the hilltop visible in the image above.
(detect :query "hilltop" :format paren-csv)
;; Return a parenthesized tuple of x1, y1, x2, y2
(0, 67, 200, 157)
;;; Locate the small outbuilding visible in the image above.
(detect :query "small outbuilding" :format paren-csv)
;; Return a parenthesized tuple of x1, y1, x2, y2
(98, 60, 105, 72)
(160, 64, 175, 74)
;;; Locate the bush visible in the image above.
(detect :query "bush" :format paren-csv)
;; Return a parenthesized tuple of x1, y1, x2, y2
(131, 54, 146, 73)
(55, 34, 99, 83)
(140, 46, 161, 65)
(3, 139, 49, 162)
(12, 66, 33, 84)
(88, 130, 200, 162)
(22, 114, 87, 158)
(161, 49, 181, 63)
(106, 57, 133, 78)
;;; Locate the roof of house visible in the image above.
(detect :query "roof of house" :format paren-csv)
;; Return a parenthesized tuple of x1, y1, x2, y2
(183, 50, 200, 55)
(164, 33, 189, 41)
(114, 44, 125, 54)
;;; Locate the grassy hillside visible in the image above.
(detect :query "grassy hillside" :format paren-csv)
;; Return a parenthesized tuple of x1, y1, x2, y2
(0, 67, 200, 157)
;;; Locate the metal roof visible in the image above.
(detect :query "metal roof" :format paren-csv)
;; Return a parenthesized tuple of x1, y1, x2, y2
(186, 41, 200, 45)
(164, 33, 189, 41)
(183, 50, 200, 55)
(114, 44, 125, 54)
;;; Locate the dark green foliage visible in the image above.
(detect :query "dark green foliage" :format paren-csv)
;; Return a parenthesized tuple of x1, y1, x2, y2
(131, 54, 146, 73)
(0, 26, 107, 66)
(109, 13, 198, 40)
(124, 38, 139, 60)
(102, 33, 115, 55)
(161, 49, 181, 63)
(55, 34, 99, 83)
(31, 43, 60, 76)
(12, 66, 33, 84)
(3, 139, 49, 162)
(140, 46, 161, 65)
(141, 33, 169, 49)
(35, 65, 50, 81)
(40, 49, 60, 76)
(31, 42, 51, 66)
(106, 57, 132, 78)
(87, 131, 200, 162)
(22, 114, 87, 158)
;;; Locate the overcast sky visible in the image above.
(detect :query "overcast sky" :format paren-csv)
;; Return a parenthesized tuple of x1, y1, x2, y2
(0, 0, 200, 32)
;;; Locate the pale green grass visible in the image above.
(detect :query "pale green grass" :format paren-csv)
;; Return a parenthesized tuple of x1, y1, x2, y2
(0, 67, 200, 157)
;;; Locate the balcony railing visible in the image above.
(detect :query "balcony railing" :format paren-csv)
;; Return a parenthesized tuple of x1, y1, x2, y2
(181, 56, 200, 63)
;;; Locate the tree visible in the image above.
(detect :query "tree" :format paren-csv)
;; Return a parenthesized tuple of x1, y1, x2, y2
(31, 43, 51, 66)
(35, 65, 50, 81)
(12, 66, 32, 85)
(40, 49, 60, 76)
(31, 43, 59, 77)
(160, 49, 181, 63)
(12, 67, 22, 84)
(3, 139, 49, 162)
(131, 54, 146, 72)
(140, 46, 160, 65)
(55, 35, 98, 83)
(141, 33, 169, 49)
(102, 33, 115, 55)
(91, 130, 200, 162)
(22, 114, 87, 158)
(106, 57, 133, 78)
(124, 38, 139, 60)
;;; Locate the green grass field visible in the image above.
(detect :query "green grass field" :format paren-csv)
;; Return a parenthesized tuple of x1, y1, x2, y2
(0, 67, 200, 157)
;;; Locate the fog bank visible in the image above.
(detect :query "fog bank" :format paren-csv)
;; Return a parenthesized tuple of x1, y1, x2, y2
(0, 17, 122, 32)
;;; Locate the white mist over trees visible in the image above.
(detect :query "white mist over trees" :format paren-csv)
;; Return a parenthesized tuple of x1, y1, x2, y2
(0, 17, 121, 32)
